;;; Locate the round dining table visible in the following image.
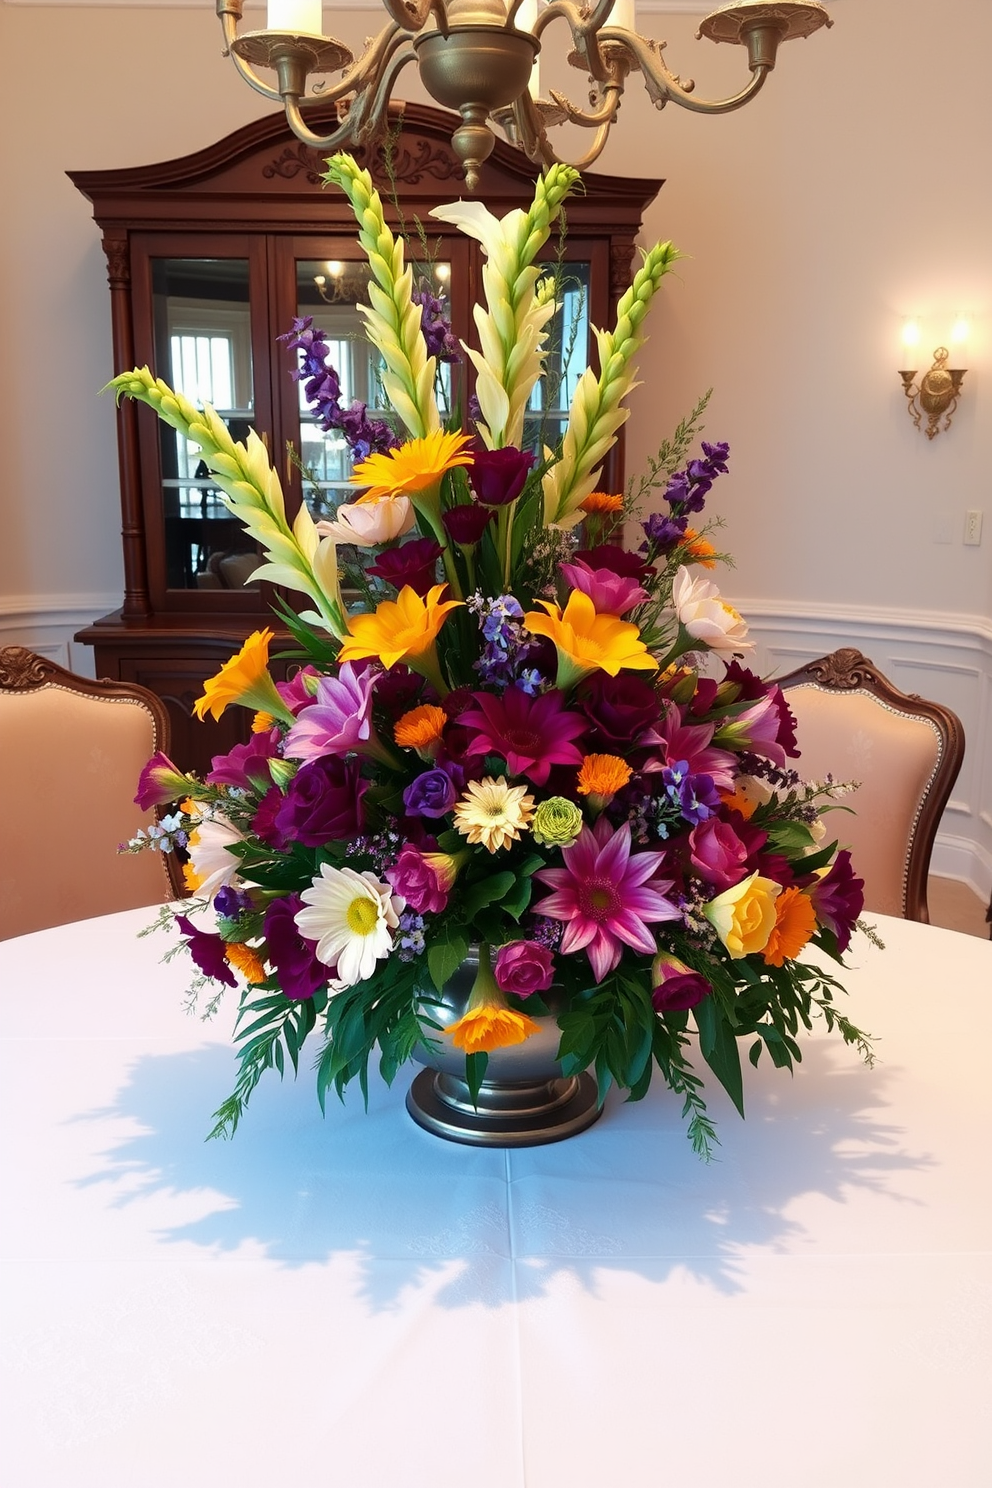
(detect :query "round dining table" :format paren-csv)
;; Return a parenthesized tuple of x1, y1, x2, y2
(1, 906, 989, 1488)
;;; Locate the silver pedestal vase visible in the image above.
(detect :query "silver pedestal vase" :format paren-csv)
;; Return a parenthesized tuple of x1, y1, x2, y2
(405, 953, 602, 1148)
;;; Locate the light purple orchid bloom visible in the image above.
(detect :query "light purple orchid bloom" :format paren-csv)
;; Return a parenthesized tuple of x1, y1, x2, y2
(713, 693, 790, 767)
(559, 558, 650, 616)
(283, 662, 378, 764)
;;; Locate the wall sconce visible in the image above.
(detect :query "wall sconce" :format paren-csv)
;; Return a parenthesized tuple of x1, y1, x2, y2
(898, 319, 968, 440)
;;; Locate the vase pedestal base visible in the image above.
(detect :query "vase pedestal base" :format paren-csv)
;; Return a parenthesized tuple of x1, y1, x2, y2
(405, 1069, 602, 1148)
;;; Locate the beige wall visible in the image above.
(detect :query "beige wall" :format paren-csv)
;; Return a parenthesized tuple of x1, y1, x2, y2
(0, 0, 988, 620)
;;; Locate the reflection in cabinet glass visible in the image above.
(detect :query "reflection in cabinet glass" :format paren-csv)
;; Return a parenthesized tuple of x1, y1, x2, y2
(70, 103, 661, 776)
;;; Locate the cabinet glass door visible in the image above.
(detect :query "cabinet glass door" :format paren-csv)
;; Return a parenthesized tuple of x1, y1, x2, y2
(523, 259, 592, 456)
(151, 256, 262, 591)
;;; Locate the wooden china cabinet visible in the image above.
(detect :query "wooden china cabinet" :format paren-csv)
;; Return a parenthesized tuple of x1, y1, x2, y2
(71, 103, 661, 776)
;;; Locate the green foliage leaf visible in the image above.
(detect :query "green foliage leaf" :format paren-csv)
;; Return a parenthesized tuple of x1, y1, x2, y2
(693, 995, 745, 1118)
(428, 932, 470, 992)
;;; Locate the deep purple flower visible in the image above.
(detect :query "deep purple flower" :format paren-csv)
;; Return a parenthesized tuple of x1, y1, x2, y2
(494, 940, 554, 998)
(175, 915, 237, 987)
(214, 885, 254, 920)
(412, 283, 460, 363)
(207, 730, 280, 792)
(651, 953, 711, 1013)
(403, 768, 458, 818)
(641, 512, 688, 550)
(442, 504, 494, 547)
(577, 672, 662, 749)
(274, 756, 368, 846)
(469, 446, 535, 506)
(335, 401, 398, 462)
(264, 893, 327, 1001)
(367, 538, 444, 598)
(809, 849, 865, 953)
(661, 760, 722, 825)
(251, 785, 287, 848)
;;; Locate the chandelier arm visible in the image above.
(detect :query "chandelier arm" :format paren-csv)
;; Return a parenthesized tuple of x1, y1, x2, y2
(379, 0, 445, 36)
(510, 94, 556, 165)
(217, 1, 284, 102)
(283, 43, 418, 152)
(298, 22, 411, 112)
(614, 30, 772, 113)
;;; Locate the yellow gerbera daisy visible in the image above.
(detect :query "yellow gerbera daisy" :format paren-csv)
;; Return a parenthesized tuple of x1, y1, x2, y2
(337, 585, 462, 692)
(394, 702, 448, 753)
(447, 1004, 542, 1054)
(452, 776, 535, 852)
(193, 629, 294, 724)
(351, 430, 474, 502)
(524, 591, 659, 691)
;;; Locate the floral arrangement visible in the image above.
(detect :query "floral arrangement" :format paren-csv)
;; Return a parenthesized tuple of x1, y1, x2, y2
(116, 155, 871, 1154)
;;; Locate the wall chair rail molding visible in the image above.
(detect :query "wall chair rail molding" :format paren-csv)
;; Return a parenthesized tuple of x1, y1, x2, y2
(736, 597, 992, 901)
(0, 595, 122, 677)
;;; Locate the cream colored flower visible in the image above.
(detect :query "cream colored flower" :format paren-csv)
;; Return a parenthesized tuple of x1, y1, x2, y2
(183, 811, 244, 900)
(672, 566, 754, 654)
(316, 496, 415, 547)
(452, 776, 535, 852)
(295, 864, 404, 988)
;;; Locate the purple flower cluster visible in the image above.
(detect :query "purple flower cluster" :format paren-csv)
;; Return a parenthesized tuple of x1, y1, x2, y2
(467, 593, 543, 694)
(278, 317, 398, 462)
(660, 760, 722, 826)
(412, 283, 460, 363)
(641, 440, 731, 551)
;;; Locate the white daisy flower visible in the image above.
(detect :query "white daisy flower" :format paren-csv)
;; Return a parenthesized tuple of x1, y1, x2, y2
(295, 864, 404, 989)
(185, 811, 244, 899)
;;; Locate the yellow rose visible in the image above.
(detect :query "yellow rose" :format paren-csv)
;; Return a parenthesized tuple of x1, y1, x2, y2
(703, 872, 781, 959)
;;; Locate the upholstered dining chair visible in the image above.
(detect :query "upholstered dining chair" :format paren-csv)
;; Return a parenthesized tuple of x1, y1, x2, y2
(777, 648, 964, 923)
(0, 646, 184, 940)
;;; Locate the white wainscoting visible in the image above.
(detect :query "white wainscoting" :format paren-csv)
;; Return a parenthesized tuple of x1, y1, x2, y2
(4, 590, 990, 898)
(0, 595, 118, 678)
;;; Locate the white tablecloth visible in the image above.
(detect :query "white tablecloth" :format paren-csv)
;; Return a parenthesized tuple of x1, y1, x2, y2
(1, 908, 989, 1487)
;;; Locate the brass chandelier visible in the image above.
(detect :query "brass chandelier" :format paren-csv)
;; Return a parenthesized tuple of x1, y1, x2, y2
(217, 0, 832, 190)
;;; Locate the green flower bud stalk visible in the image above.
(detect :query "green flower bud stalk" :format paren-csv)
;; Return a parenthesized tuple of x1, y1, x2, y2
(531, 795, 584, 847)
(431, 165, 579, 450)
(106, 368, 348, 639)
(322, 154, 440, 441)
(542, 240, 681, 529)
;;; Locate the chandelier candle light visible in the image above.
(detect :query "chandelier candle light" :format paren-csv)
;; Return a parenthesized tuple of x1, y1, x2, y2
(217, 0, 834, 190)
(117, 155, 873, 1152)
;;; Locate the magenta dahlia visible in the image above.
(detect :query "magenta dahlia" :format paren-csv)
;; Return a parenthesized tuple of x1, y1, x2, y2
(534, 818, 681, 983)
(460, 685, 587, 786)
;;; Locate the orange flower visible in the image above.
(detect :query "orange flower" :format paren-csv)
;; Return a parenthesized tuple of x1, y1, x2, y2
(252, 710, 275, 733)
(224, 942, 267, 984)
(577, 754, 633, 801)
(394, 703, 448, 752)
(337, 584, 462, 672)
(447, 1004, 542, 1054)
(351, 430, 474, 501)
(762, 887, 817, 967)
(580, 491, 624, 515)
(678, 528, 717, 569)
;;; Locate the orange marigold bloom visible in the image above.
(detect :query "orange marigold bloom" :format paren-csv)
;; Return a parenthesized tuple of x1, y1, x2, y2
(447, 1004, 542, 1054)
(394, 703, 448, 750)
(679, 528, 717, 569)
(580, 491, 624, 515)
(719, 785, 758, 820)
(351, 430, 474, 501)
(577, 754, 633, 798)
(224, 942, 267, 984)
(763, 887, 817, 967)
(252, 710, 275, 733)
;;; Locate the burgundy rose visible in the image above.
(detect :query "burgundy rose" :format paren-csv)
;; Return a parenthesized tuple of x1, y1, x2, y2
(207, 730, 279, 792)
(175, 915, 237, 988)
(468, 445, 534, 506)
(274, 755, 368, 847)
(494, 940, 554, 998)
(809, 849, 865, 953)
(577, 671, 662, 748)
(376, 665, 431, 719)
(651, 955, 711, 1013)
(252, 785, 287, 848)
(442, 503, 494, 547)
(573, 544, 655, 580)
(264, 894, 326, 1001)
(367, 537, 444, 597)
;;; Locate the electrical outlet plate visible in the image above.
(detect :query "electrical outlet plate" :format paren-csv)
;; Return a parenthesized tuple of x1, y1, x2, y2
(964, 510, 983, 546)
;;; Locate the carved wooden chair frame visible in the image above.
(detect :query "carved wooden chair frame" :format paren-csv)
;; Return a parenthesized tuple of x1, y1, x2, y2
(0, 646, 185, 901)
(777, 648, 965, 923)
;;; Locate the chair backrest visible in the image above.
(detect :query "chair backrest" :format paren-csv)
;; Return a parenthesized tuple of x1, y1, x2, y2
(0, 647, 182, 939)
(778, 648, 964, 922)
